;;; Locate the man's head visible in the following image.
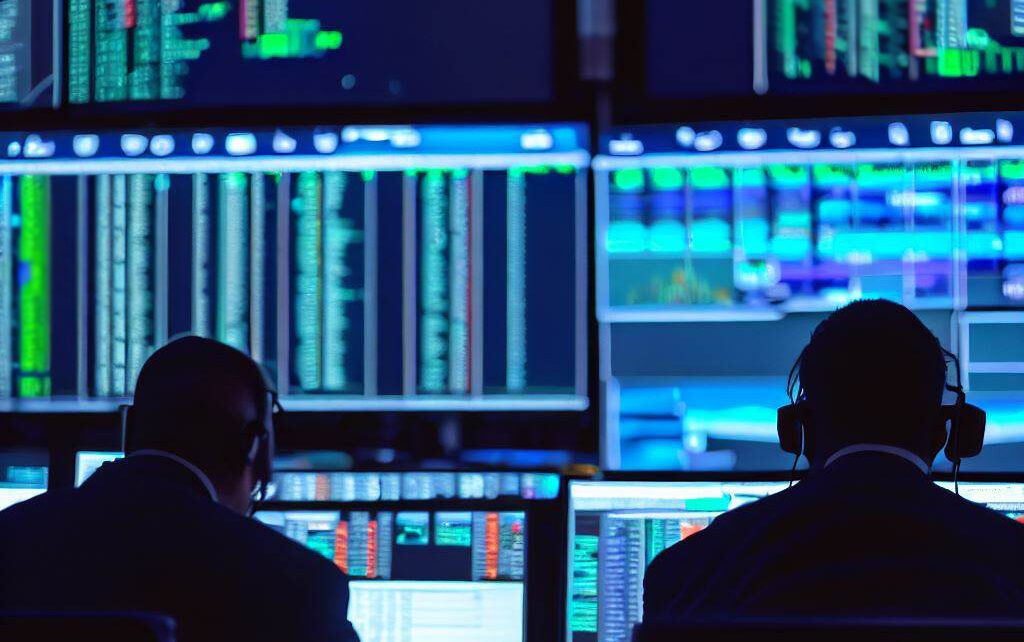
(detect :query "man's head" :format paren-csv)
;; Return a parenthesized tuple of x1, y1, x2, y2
(790, 299, 949, 466)
(126, 336, 275, 514)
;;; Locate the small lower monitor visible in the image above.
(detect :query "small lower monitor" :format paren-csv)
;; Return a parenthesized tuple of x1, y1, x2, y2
(256, 509, 527, 642)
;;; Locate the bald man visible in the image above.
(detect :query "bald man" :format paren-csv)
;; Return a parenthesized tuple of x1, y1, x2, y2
(0, 337, 359, 642)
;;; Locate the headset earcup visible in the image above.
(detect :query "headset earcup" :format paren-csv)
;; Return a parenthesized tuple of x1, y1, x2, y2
(943, 402, 987, 462)
(777, 403, 804, 456)
(956, 403, 986, 459)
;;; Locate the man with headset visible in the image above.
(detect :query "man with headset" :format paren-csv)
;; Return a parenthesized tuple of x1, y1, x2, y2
(0, 337, 360, 641)
(644, 299, 1024, 619)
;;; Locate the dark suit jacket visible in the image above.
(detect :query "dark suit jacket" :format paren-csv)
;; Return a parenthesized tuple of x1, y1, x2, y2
(644, 452, 1024, 619)
(0, 455, 359, 642)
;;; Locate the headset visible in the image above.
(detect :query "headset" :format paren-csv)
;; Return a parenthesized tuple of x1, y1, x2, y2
(777, 347, 986, 492)
(121, 385, 279, 513)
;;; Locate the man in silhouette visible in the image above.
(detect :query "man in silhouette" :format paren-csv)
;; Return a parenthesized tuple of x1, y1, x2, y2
(0, 337, 359, 642)
(644, 299, 1024, 619)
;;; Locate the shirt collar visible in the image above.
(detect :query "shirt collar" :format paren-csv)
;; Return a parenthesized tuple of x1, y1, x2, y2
(824, 443, 930, 475)
(129, 450, 220, 502)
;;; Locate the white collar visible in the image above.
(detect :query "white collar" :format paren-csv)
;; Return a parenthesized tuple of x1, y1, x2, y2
(824, 443, 930, 475)
(130, 450, 220, 502)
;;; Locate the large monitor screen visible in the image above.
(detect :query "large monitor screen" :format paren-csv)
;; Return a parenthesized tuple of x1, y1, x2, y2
(0, 123, 588, 411)
(256, 508, 528, 642)
(596, 112, 1024, 470)
(566, 478, 1024, 642)
(62, 0, 557, 109)
(644, 0, 1024, 100)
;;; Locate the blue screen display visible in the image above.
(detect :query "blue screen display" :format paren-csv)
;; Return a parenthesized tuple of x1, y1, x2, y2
(597, 112, 1024, 471)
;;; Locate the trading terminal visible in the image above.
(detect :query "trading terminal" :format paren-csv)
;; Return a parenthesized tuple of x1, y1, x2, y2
(2, 1, 1024, 641)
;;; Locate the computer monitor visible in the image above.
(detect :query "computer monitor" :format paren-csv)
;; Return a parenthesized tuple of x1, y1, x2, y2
(596, 111, 1024, 470)
(636, 1, 1024, 102)
(257, 469, 565, 642)
(61, 1, 564, 110)
(5, 1, 570, 111)
(0, 451, 48, 510)
(0, 123, 588, 412)
(75, 451, 124, 486)
(566, 476, 1024, 642)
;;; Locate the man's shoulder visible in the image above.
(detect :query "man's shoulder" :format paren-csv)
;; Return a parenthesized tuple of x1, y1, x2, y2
(0, 488, 77, 533)
(644, 491, 786, 616)
(929, 482, 1024, 539)
(646, 490, 786, 587)
(653, 491, 783, 560)
(212, 512, 356, 639)
(202, 507, 347, 584)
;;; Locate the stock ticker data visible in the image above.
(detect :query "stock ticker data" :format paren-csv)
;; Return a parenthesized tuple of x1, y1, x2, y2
(648, 0, 1024, 99)
(567, 479, 1024, 642)
(0, 0, 55, 109)
(267, 471, 562, 502)
(256, 508, 527, 642)
(597, 112, 1024, 470)
(0, 123, 587, 411)
(64, 0, 553, 108)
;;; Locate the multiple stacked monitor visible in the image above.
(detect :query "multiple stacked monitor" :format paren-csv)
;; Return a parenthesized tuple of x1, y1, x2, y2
(6, 3, 1024, 640)
(0, 4, 1022, 472)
